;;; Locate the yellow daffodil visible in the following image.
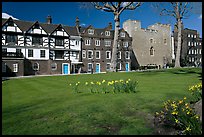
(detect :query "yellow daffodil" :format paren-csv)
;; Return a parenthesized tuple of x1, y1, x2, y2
(85, 82, 88, 85)
(171, 111, 178, 115)
(69, 84, 72, 86)
(183, 97, 187, 100)
(175, 119, 179, 123)
(185, 126, 191, 131)
(102, 80, 106, 83)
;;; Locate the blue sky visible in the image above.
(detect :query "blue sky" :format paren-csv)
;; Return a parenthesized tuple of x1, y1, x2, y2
(2, 2, 202, 37)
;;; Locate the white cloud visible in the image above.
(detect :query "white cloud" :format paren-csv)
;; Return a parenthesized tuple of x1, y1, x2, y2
(198, 14, 202, 19)
(122, 2, 129, 7)
(80, 23, 86, 27)
(2, 13, 19, 20)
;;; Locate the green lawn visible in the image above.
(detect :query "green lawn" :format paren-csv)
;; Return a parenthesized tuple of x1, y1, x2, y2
(2, 68, 202, 135)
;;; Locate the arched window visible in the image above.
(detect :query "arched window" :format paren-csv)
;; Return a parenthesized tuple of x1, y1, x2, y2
(33, 62, 39, 71)
(150, 46, 154, 56)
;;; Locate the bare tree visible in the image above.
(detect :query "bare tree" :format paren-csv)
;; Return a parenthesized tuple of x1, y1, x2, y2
(92, 2, 142, 72)
(155, 2, 193, 68)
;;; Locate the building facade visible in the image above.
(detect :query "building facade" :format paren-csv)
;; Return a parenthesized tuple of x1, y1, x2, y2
(123, 19, 173, 69)
(173, 25, 202, 67)
(79, 22, 132, 73)
(2, 16, 82, 77)
(2, 16, 132, 77)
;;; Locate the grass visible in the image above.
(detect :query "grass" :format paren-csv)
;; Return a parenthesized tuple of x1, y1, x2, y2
(2, 68, 202, 135)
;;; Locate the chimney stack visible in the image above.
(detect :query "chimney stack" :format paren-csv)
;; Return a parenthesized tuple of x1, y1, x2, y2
(108, 22, 112, 29)
(46, 15, 52, 24)
(76, 17, 79, 27)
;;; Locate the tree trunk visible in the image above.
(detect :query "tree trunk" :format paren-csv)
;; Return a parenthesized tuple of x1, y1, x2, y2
(110, 15, 120, 72)
(174, 19, 182, 68)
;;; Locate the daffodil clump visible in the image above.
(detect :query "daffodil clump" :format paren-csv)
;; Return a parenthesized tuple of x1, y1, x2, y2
(155, 97, 202, 135)
(69, 79, 138, 94)
(188, 83, 202, 102)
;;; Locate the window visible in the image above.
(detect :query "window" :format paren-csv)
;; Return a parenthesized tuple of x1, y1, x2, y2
(105, 40, 111, 46)
(88, 50, 93, 59)
(195, 49, 197, 55)
(28, 49, 33, 57)
(6, 34, 17, 43)
(200, 49, 202, 54)
(118, 51, 121, 59)
(194, 35, 196, 38)
(2, 62, 6, 72)
(106, 63, 111, 70)
(105, 31, 110, 36)
(192, 57, 194, 62)
(188, 41, 191, 46)
(85, 39, 91, 45)
(95, 51, 100, 59)
(188, 50, 191, 54)
(82, 50, 86, 58)
(191, 34, 193, 38)
(40, 50, 45, 58)
(150, 38, 153, 43)
(164, 39, 167, 44)
(200, 58, 202, 62)
(88, 29, 94, 34)
(32, 36, 42, 45)
(51, 63, 57, 70)
(55, 38, 64, 46)
(88, 63, 93, 71)
(95, 40, 100, 46)
(199, 42, 201, 45)
(150, 47, 154, 56)
(75, 40, 80, 46)
(192, 50, 194, 54)
(16, 49, 21, 54)
(117, 63, 121, 70)
(13, 63, 18, 72)
(120, 32, 125, 37)
(123, 42, 129, 48)
(33, 62, 39, 71)
(106, 51, 111, 59)
(189, 57, 191, 62)
(191, 42, 193, 46)
(2, 48, 7, 53)
(125, 51, 130, 59)
(194, 42, 197, 46)
(188, 34, 190, 37)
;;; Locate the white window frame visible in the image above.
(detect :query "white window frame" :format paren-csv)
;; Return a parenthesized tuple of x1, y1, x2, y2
(33, 62, 39, 71)
(125, 51, 130, 59)
(88, 63, 93, 71)
(82, 50, 86, 58)
(105, 40, 111, 46)
(188, 34, 190, 37)
(123, 41, 129, 48)
(95, 39, 100, 46)
(106, 51, 111, 59)
(192, 57, 194, 62)
(85, 39, 91, 46)
(191, 34, 193, 38)
(189, 57, 191, 62)
(188, 50, 191, 55)
(88, 50, 93, 59)
(88, 29, 94, 35)
(105, 31, 110, 36)
(106, 63, 111, 71)
(194, 42, 197, 46)
(51, 63, 57, 70)
(200, 58, 202, 62)
(195, 49, 197, 54)
(192, 49, 194, 54)
(118, 51, 121, 59)
(120, 32, 125, 37)
(188, 41, 190, 46)
(95, 50, 100, 59)
(13, 63, 18, 72)
(194, 35, 196, 38)
(200, 49, 202, 54)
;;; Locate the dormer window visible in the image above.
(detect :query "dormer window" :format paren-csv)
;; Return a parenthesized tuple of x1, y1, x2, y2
(32, 36, 42, 45)
(120, 32, 125, 37)
(105, 31, 110, 36)
(88, 29, 94, 35)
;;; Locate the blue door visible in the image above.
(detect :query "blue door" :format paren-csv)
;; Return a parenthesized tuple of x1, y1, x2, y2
(63, 64, 69, 74)
(125, 63, 129, 72)
(96, 64, 100, 73)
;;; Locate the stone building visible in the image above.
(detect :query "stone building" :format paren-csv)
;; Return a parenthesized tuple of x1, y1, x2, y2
(123, 19, 173, 69)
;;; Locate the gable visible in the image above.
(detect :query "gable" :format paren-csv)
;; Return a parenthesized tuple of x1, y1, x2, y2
(27, 22, 47, 35)
(2, 18, 22, 33)
(51, 25, 69, 37)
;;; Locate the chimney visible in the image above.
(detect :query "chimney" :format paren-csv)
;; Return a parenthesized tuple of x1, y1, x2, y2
(76, 17, 79, 27)
(46, 15, 52, 24)
(108, 22, 112, 29)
